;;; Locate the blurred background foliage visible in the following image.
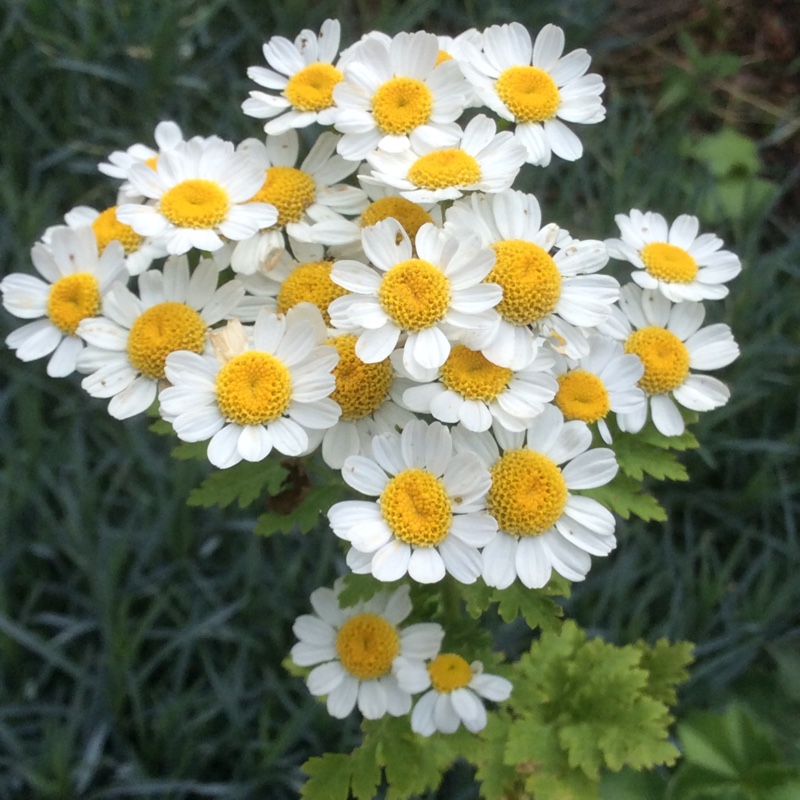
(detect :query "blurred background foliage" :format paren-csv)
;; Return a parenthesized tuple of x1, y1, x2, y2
(0, 0, 798, 797)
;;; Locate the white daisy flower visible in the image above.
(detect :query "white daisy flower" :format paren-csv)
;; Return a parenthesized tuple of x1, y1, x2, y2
(116, 138, 278, 256)
(328, 419, 498, 584)
(328, 218, 501, 380)
(446, 189, 618, 364)
(608, 283, 739, 437)
(230, 129, 367, 275)
(159, 306, 340, 468)
(364, 114, 528, 204)
(243, 19, 344, 135)
(401, 343, 558, 433)
(332, 30, 471, 161)
(395, 653, 512, 736)
(460, 22, 605, 166)
(291, 582, 444, 720)
(1, 226, 127, 377)
(434, 29, 484, 107)
(75, 256, 244, 419)
(553, 334, 646, 444)
(606, 209, 742, 303)
(453, 405, 619, 590)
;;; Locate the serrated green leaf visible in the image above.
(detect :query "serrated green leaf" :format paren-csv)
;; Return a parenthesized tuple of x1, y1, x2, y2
(613, 435, 690, 482)
(475, 713, 519, 800)
(337, 573, 399, 608)
(187, 457, 287, 509)
(300, 754, 353, 800)
(493, 581, 566, 632)
(254, 482, 340, 536)
(635, 639, 694, 706)
(580, 476, 667, 522)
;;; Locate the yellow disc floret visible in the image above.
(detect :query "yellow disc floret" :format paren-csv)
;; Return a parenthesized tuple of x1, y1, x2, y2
(487, 449, 568, 536)
(276, 261, 346, 324)
(91, 206, 144, 254)
(441, 345, 513, 401)
(555, 369, 611, 423)
(407, 149, 482, 190)
(640, 242, 698, 284)
(489, 240, 562, 325)
(127, 302, 207, 380)
(380, 468, 452, 547)
(624, 326, 690, 396)
(215, 350, 293, 425)
(284, 62, 344, 112)
(427, 653, 472, 693)
(335, 613, 400, 680)
(372, 77, 433, 135)
(46, 273, 101, 335)
(495, 65, 560, 123)
(378, 258, 450, 331)
(250, 167, 316, 226)
(360, 197, 434, 243)
(435, 50, 453, 66)
(328, 334, 393, 420)
(160, 179, 230, 229)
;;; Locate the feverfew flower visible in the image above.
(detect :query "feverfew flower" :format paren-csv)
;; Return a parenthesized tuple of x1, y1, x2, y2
(117, 138, 278, 256)
(461, 22, 605, 166)
(75, 256, 244, 419)
(159, 306, 340, 468)
(291, 582, 443, 720)
(454, 405, 618, 589)
(243, 19, 344, 135)
(606, 209, 742, 302)
(328, 218, 501, 380)
(395, 653, 512, 736)
(333, 30, 470, 160)
(329, 420, 498, 584)
(609, 283, 739, 436)
(1, 226, 127, 377)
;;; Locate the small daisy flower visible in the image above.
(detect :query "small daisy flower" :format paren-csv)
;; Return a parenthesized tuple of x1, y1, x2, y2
(75, 256, 244, 419)
(1, 226, 127, 377)
(328, 419, 498, 584)
(610, 283, 739, 436)
(243, 19, 344, 135)
(159, 306, 341, 468)
(461, 22, 605, 166)
(328, 218, 501, 380)
(365, 114, 528, 204)
(401, 343, 558, 433)
(291, 582, 444, 720)
(332, 30, 470, 161)
(553, 334, 646, 444)
(606, 209, 742, 303)
(446, 189, 618, 364)
(434, 29, 484, 107)
(395, 653, 512, 736)
(230, 129, 367, 275)
(453, 405, 618, 590)
(117, 138, 278, 256)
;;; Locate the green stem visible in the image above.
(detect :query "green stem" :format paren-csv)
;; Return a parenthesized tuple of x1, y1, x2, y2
(440, 575, 462, 628)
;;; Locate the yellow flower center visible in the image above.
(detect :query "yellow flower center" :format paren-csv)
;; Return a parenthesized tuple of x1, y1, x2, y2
(276, 261, 346, 324)
(380, 468, 452, 546)
(372, 76, 433, 135)
(378, 258, 450, 331)
(441, 345, 513, 401)
(335, 613, 400, 680)
(435, 50, 453, 66)
(487, 449, 567, 536)
(488, 240, 562, 325)
(46, 273, 101, 335)
(215, 351, 293, 425)
(624, 326, 690, 396)
(127, 301, 207, 380)
(427, 653, 472, 693)
(555, 369, 611, 423)
(159, 179, 230, 229)
(250, 166, 316, 227)
(640, 242, 699, 284)
(495, 65, 560, 123)
(407, 149, 482, 190)
(145, 155, 158, 170)
(360, 197, 433, 243)
(91, 206, 144, 254)
(284, 62, 344, 112)
(328, 334, 393, 420)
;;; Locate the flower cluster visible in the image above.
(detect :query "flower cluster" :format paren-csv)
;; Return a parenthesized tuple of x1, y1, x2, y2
(1, 19, 741, 735)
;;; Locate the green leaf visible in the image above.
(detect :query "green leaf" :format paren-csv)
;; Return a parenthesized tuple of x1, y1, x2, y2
(580, 474, 667, 522)
(635, 639, 694, 707)
(300, 754, 354, 800)
(474, 712, 519, 800)
(254, 482, 341, 536)
(337, 573, 400, 608)
(187, 457, 287, 509)
(612, 425, 698, 482)
(688, 128, 760, 179)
